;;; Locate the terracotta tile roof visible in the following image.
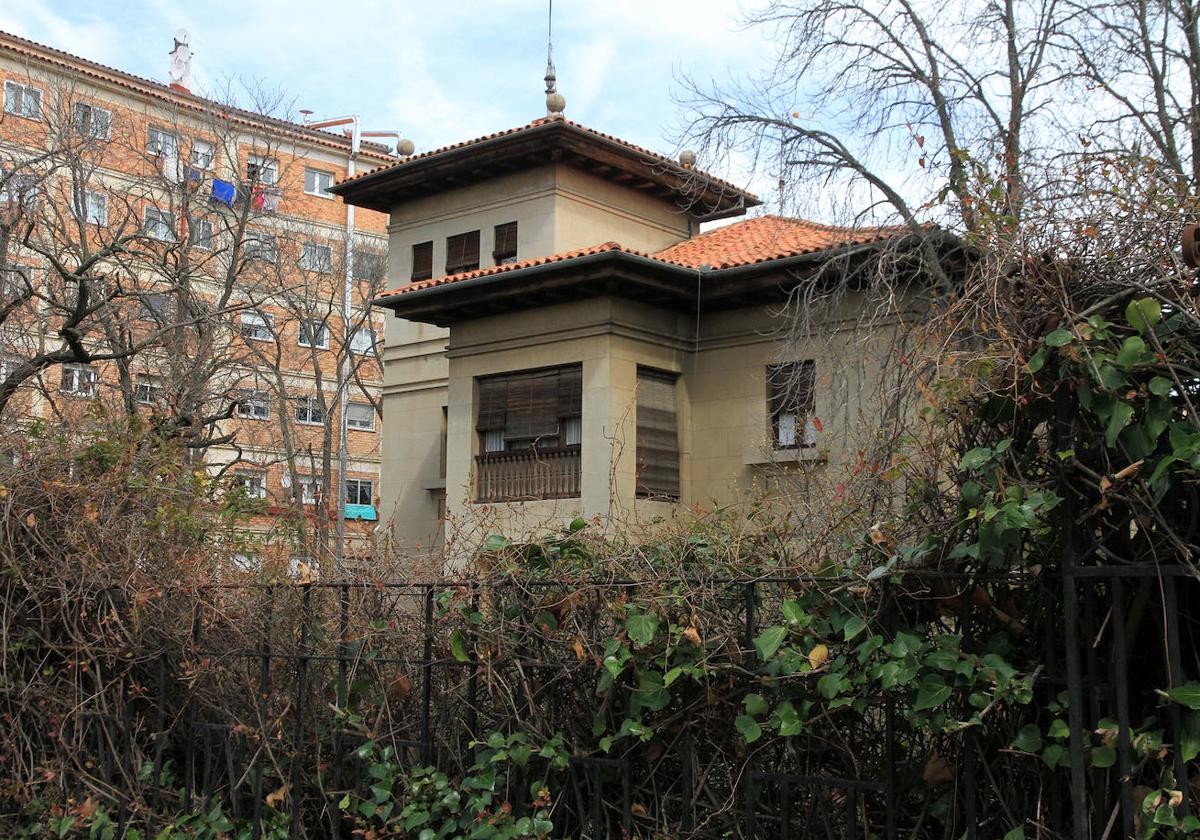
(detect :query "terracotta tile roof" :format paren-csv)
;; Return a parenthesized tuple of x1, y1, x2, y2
(655, 215, 907, 269)
(337, 116, 752, 200)
(377, 216, 907, 300)
(0, 30, 395, 161)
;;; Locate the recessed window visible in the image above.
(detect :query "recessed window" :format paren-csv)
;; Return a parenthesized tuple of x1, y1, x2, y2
(233, 471, 267, 499)
(767, 361, 817, 449)
(73, 103, 111, 140)
(294, 395, 326, 426)
(493, 221, 518, 265)
(190, 139, 215, 170)
(75, 189, 107, 225)
(60, 363, 97, 398)
(4, 81, 41, 118)
(300, 242, 333, 273)
(296, 475, 321, 505)
(349, 326, 376, 355)
(236, 388, 272, 420)
(635, 368, 679, 499)
(189, 217, 214, 250)
(143, 207, 175, 241)
(354, 249, 386, 283)
(245, 232, 277, 263)
(346, 477, 374, 506)
(346, 401, 375, 431)
(246, 154, 278, 186)
(0, 168, 38, 209)
(135, 373, 165, 405)
(445, 230, 480, 275)
(240, 310, 274, 342)
(140, 293, 171, 322)
(304, 168, 334, 197)
(231, 553, 261, 573)
(411, 241, 433, 282)
(146, 127, 178, 158)
(298, 319, 329, 349)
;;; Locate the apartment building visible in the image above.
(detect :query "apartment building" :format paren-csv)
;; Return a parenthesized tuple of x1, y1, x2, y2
(334, 109, 922, 554)
(0, 31, 396, 572)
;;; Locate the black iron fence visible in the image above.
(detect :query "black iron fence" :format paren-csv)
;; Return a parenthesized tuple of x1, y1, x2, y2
(53, 555, 1200, 839)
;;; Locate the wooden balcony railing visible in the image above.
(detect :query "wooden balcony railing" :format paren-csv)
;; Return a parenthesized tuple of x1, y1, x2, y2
(475, 447, 581, 502)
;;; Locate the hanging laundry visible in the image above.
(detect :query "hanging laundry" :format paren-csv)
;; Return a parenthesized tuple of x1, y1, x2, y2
(261, 187, 282, 213)
(210, 178, 235, 207)
(251, 184, 265, 210)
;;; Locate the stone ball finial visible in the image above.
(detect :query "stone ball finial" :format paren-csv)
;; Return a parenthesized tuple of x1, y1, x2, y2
(678, 149, 697, 168)
(396, 137, 415, 157)
(546, 91, 566, 115)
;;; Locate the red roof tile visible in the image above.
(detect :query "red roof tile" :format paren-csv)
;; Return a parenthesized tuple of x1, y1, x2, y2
(654, 215, 906, 269)
(0, 30, 395, 161)
(337, 116, 752, 201)
(377, 216, 907, 300)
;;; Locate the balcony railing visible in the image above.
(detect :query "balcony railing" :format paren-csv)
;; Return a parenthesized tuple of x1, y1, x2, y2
(475, 447, 581, 502)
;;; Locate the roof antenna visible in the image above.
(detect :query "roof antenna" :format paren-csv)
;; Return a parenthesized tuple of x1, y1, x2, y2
(544, 0, 566, 118)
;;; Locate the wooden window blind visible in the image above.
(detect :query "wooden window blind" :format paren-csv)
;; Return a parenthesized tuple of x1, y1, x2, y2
(767, 361, 816, 448)
(493, 221, 518, 265)
(476, 365, 582, 450)
(445, 230, 480, 275)
(411, 241, 433, 281)
(636, 368, 680, 499)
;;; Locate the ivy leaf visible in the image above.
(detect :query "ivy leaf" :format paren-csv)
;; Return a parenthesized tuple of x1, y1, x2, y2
(1045, 329, 1074, 347)
(960, 447, 992, 471)
(449, 629, 470, 663)
(1126, 297, 1162, 333)
(625, 611, 659, 648)
(843, 616, 868, 641)
(1115, 336, 1147, 367)
(481, 534, 511, 552)
(1041, 744, 1066, 769)
(1091, 745, 1116, 768)
(1149, 376, 1173, 396)
(1105, 402, 1134, 448)
(1164, 682, 1200, 709)
(734, 714, 762, 744)
(1026, 349, 1046, 374)
(744, 693, 769, 716)
(913, 676, 952, 712)
(817, 673, 844, 700)
(754, 626, 788, 660)
(1003, 829, 1026, 840)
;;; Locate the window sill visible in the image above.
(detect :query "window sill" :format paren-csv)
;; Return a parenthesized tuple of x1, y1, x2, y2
(305, 191, 335, 200)
(347, 425, 376, 433)
(745, 447, 827, 466)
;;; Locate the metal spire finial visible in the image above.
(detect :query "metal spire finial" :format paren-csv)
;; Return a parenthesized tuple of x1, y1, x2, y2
(544, 0, 565, 116)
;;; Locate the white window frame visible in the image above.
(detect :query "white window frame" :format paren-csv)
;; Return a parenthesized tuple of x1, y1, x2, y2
(233, 471, 267, 500)
(146, 127, 178, 158)
(298, 319, 329, 349)
(190, 139, 215, 170)
(231, 553, 261, 573)
(140, 293, 171, 321)
(346, 401, 376, 431)
(60, 363, 97, 398)
(349, 326, 376, 355)
(189, 217, 214, 250)
(245, 232, 277, 263)
(73, 102, 112, 140)
(239, 310, 274, 342)
(76, 189, 107, 225)
(304, 168, 334, 198)
(296, 475, 321, 505)
(135, 373, 165, 405)
(236, 388, 272, 420)
(4, 81, 41, 118)
(246, 154, 278, 186)
(143, 207, 175, 241)
(294, 395, 326, 426)
(345, 477, 374, 506)
(0, 169, 39, 209)
(299, 241, 333, 274)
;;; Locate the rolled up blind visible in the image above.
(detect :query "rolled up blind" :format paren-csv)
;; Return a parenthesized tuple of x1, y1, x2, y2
(636, 368, 679, 499)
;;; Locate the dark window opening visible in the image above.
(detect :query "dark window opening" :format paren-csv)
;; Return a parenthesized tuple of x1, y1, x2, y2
(411, 241, 433, 282)
(635, 368, 680, 499)
(445, 230, 480, 275)
(493, 221, 518, 265)
(768, 361, 816, 449)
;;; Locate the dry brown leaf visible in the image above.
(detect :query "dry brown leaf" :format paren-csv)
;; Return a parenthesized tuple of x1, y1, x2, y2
(683, 626, 702, 646)
(808, 643, 829, 670)
(923, 752, 955, 785)
(572, 636, 586, 662)
(1113, 459, 1144, 482)
(294, 562, 318, 586)
(631, 803, 647, 817)
(869, 523, 887, 545)
(266, 783, 290, 808)
(392, 674, 413, 702)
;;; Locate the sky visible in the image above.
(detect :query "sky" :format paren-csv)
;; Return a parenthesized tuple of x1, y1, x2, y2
(0, 0, 775, 191)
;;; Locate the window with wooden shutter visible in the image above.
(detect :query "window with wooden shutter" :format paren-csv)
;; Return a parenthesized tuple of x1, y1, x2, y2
(474, 365, 583, 501)
(411, 241, 433, 281)
(493, 221, 518, 265)
(636, 368, 680, 499)
(767, 361, 817, 449)
(445, 230, 480, 275)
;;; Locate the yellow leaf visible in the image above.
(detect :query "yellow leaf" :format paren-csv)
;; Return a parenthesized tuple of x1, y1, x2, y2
(683, 626, 702, 646)
(266, 783, 290, 808)
(572, 636, 586, 662)
(294, 562, 318, 586)
(808, 644, 829, 670)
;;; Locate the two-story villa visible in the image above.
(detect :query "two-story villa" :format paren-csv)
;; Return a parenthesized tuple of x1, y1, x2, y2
(333, 109, 913, 554)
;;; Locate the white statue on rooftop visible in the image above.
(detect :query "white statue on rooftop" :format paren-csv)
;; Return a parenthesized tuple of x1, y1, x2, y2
(169, 28, 193, 90)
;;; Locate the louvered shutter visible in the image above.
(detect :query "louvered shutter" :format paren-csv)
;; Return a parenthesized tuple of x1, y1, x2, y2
(636, 368, 680, 499)
(412, 241, 433, 281)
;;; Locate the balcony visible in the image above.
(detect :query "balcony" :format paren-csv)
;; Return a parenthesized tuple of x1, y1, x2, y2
(475, 447, 581, 502)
